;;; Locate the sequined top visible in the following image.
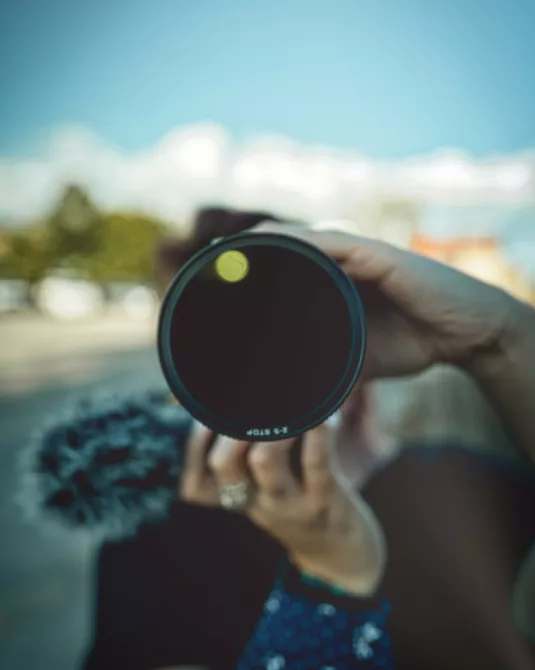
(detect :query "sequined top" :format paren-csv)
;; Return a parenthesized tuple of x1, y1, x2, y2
(236, 561, 395, 669)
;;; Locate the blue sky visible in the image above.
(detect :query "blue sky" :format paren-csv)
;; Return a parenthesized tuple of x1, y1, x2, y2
(1, 0, 534, 159)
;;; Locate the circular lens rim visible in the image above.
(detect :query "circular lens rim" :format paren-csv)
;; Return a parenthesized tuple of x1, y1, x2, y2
(157, 232, 366, 441)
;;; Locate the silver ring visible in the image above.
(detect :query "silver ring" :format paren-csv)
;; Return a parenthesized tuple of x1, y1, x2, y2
(219, 481, 253, 511)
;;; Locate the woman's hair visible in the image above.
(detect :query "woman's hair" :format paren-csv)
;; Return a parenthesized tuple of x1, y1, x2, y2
(156, 207, 282, 275)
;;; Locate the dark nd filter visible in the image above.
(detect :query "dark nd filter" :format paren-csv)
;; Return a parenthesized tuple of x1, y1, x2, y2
(158, 232, 366, 441)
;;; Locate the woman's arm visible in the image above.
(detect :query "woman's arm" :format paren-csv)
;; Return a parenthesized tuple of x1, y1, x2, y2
(468, 300, 535, 463)
(180, 419, 395, 669)
(250, 223, 535, 464)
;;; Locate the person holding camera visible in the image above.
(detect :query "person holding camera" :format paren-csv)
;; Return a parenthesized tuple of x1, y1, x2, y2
(81, 210, 535, 670)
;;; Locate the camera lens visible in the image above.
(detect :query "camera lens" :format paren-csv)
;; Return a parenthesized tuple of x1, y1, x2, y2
(158, 232, 366, 441)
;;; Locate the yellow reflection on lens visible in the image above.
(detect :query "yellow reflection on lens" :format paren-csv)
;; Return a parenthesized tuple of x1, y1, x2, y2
(215, 250, 249, 283)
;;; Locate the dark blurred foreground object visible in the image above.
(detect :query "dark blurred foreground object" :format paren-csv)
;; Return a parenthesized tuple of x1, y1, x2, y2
(81, 445, 535, 670)
(19, 389, 192, 539)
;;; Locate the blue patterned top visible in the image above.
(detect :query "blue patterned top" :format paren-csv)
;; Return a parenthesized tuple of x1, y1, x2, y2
(236, 562, 395, 670)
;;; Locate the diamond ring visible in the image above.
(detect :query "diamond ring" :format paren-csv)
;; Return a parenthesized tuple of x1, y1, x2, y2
(219, 481, 253, 511)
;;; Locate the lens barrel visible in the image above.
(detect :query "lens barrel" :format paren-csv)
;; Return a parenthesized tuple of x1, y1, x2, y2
(158, 232, 366, 441)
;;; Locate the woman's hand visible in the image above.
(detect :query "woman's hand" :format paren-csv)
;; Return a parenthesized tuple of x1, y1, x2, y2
(180, 421, 386, 596)
(253, 222, 525, 380)
(252, 222, 535, 462)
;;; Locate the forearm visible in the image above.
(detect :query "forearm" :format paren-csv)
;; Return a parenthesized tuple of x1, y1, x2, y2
(468, 299, 535, 463)
(291, 494, 387, 599)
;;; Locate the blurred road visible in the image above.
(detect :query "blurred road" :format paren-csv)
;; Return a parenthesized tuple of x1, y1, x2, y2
(0, 313, 165, 670)
(0, 309, 156, 394)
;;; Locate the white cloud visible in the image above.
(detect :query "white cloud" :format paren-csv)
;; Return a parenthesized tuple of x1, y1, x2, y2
(0, 124, 534, 242)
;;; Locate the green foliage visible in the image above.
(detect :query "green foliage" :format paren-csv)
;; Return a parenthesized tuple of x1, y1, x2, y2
(0, 226, 54, 286)
(48, 184, 105, 258)
(0, 184, 171, 288)
(79, 212, 167, 284)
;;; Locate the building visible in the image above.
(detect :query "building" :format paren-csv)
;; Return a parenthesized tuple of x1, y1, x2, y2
(410, 233, 534, 304)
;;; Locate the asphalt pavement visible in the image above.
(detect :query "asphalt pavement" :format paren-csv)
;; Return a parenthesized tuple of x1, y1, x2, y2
(0, 314, 165, 670)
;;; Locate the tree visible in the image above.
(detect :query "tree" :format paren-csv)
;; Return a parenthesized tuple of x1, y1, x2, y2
(77, 212, 168, 286)
(47, 184, 104, 260)
(0, 226, 55, 302)
(0, 185, 171, 300)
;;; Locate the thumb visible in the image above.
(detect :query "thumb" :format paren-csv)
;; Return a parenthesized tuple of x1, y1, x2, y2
(252, 221, 400, 284)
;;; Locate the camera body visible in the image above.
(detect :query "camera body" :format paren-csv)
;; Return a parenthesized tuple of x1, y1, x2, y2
(158, 232, 366, 441)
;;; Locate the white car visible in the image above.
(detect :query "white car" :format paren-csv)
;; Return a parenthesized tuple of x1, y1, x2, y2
(120, 285, 158, 321)
(36, 277, 105, 320)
